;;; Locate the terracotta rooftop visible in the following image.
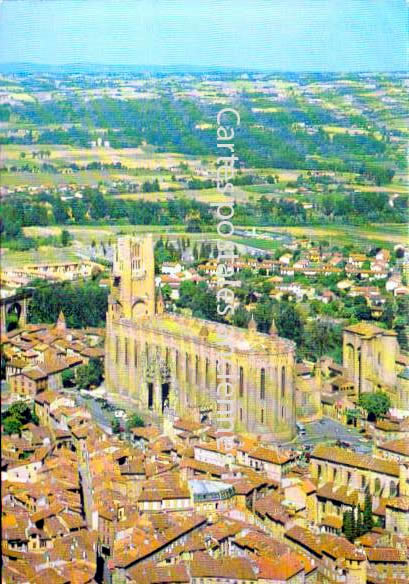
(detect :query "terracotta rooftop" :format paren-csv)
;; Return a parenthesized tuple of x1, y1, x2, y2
(127, 562, 190, 584)
(317, 482, 359, 506)
(255, 553, 305, 581)
(366, 547, 406, 563)
(248, 446, 293, 465)
(378, 439, 409, 457)
(34, 390, 61, 404)
(386, 496, 409, 511)
(190, 552, 256, 580)
(311, 445, 400, 477)
(321, 515, 343, 529)
(321, 534, 366, 561)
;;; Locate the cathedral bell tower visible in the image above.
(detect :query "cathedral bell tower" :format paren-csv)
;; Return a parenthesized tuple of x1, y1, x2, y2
(109, 235, 156, 320)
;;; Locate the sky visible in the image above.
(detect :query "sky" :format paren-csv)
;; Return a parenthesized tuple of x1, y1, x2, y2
(0, 0, 406, 71)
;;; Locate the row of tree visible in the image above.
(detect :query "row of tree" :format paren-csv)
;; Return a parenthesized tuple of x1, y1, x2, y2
(342, 492, 374, 542)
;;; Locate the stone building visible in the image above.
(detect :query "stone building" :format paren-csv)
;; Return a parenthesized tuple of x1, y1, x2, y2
(343, 323, 406, 407)
(105, 235, 296, 441)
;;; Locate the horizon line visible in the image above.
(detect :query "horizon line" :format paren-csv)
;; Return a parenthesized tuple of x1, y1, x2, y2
(0, 62, 406, 74)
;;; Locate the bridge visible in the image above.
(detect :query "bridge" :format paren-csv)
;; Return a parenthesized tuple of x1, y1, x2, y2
(0, 291, 32, 334)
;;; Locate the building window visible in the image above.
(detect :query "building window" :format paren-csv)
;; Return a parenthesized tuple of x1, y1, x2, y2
(281, 366, 286, 398)
(145, 343, 149, 359)
(124, 338, 128, 365)
(260, 368, 265, 400)
(261, 409, 264, 424)
(195, 356, 199, 384)
(185, 353, 189, 383)
(166, 348, 169, 366)
(134, 341, 138, 367)
(281, 405, 284, 418)
(240, 408, 243, 421)
(115, 337, 119, 363)
(205, 358, 209, 388)
(239, 367, 244, 397)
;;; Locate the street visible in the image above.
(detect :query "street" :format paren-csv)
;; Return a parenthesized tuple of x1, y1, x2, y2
(297, 417, 372, 453)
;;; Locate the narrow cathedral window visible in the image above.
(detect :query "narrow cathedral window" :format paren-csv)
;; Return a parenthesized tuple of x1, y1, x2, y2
(260, 368, 265, 400)
(239, 367, 244, 397)
(134, 341, 137, 367)
(281, 366, 286, 397)
(124, 338, 128, 365)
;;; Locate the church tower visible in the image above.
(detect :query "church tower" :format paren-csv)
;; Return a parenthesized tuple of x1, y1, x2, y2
(110, 235, 156, 320)
(55, 310, 67, 334)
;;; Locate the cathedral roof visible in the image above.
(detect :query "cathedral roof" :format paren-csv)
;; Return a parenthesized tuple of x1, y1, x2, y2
(119, 314, 294, 355)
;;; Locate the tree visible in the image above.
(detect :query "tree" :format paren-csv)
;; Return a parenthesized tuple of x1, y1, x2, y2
(111, 418, 121, 434)
(276, 302, 304, 347)
(60, 229, 72, 247)
(358, 391, 391, 422)
(7, 402, 36, 424)
(381, 298, 396, 329)
(2, 402, 38, 435)
(352, 296, 371, 320)
(254, 297, 274, 333)
(76, 365, 90, 389)
(62, 368, 75, 387)
(161, 284, 172, 301)
(363, 490, 374, 532)
(126, 413, 145, 431)
(29, 281, 108, 328)
(342, 510, 355, 542)
(232, 305, 251, 328)
(305, 320, 342, 360)
(3, 417, 22, 435)
(356, 505, 364, 537)
(76, 359, 103, 389)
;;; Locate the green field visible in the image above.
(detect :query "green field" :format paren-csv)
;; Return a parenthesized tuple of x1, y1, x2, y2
(257, 223, 407, 248)
(0, 246, 80, 269)
(230, 236, 281, 251)
(23, 224, 186, 244)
